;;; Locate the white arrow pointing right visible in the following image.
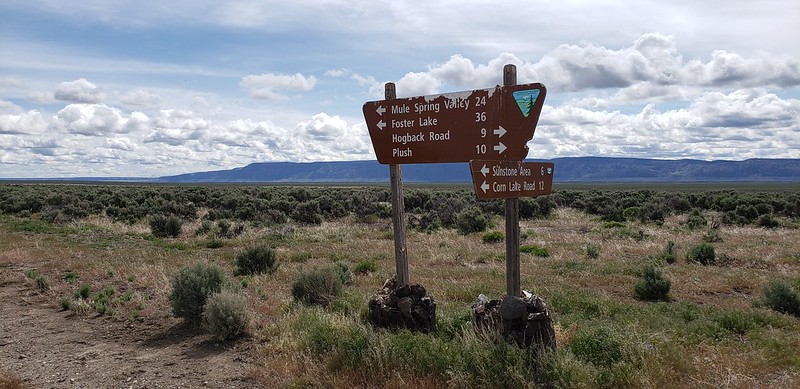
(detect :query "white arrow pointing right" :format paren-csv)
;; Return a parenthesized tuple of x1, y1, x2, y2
(480, 164, 489, 177)
(481, 181, 489, 193)
(376, 120, 386, 131)
(493, 142, 507, 154)
(376, 105, 386, 116)
(493, 126, 506, 138)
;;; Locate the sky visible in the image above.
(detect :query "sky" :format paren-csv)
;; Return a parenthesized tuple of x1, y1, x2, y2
(1, 0, 799, 178)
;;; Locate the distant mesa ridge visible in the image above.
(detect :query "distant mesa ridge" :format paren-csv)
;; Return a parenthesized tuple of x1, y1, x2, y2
(156, 157, 800, 183)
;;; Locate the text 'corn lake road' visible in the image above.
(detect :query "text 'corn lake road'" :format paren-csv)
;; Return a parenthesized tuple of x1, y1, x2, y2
(362, 83, 546, 164)
(469, 160, 554, 200)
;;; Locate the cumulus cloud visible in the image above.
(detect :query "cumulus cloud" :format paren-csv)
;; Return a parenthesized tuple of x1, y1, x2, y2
(531, 89, 800, 160)
(240, 72, 317, 100)
(0, 110, 52, 135)
(373, 33, 800, 104)
(54, 78, 104, 103)
(57, 104, 131, 135)
(145, 109, 208, 145)
(105, 136, 136, 151)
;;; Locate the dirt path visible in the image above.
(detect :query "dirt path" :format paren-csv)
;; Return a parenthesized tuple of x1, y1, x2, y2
(0, 271, 262, 388)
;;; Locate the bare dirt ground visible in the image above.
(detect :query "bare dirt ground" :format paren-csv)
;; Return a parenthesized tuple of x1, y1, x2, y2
(0, 266, 262, 389)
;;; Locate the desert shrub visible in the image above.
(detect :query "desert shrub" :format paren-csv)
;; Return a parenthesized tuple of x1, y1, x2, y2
(686, 243, 716, 265)
(639, 201, 668, 223)
(63, 271, 78, 283)
(169, 263, 226, 324)
(757, 214, 780, 228)
(74, 283, 91, 299)
(685, 209, 707, 230)
(235, 245, 279, 276)
(202, 289, 250, 340)
(150, 214, 183, 238)
(734, 204, 759, 223)
(291, 267, 343, 306)
(455, 207, 488, 234)
(653, 241, 677, 264)
(408, 211, 442, 232)
(354, 259, 378, 275)
(520, 244, 549, 257)
(293, 200, 323, 225)
(622, 206, 641, 221)
(35, 275, 49, 291)
(634, 264, 671, 301)
(702, 229, 723, 243)
(92, 286, 115, 315)
(585, 243, 600, 259)
(760, 279, 800, 317)
(333, 261, 354, 285)
(482, 231, 504, 243)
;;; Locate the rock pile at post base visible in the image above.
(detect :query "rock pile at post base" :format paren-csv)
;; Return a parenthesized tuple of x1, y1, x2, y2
(368, 277, 436, 333)
(472, 290, 556, 349)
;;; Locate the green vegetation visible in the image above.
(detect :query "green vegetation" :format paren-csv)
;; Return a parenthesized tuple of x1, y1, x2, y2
(585, 243, 600, 259)
(169, 263, 226, 324)
(760, 279, 800, 317)
(634, 264, 671, 301)
(234, 245, 279, 276)
(149, 214, 183, 238)
(520, 244, 550, 257)
(291, 266, 344, 307)
(202, 289, 250, 340)
(686, 243, 716, 265)
(652, 241, 677, 264)
(2, 182, 800, 387)
(481, 230, 505, 243)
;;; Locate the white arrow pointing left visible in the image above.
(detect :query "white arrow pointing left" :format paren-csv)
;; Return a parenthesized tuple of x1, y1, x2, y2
(376, 105, 386, 116)
(480, 164, 489, 177)
(493, 142, 507, 154)
(481, 181, 489, 193)
(376, 120, 386, 131)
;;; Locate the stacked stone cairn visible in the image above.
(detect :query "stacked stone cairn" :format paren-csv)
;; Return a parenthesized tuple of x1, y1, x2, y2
(368, 276, 436, 333)
(472, 290, 556, 349)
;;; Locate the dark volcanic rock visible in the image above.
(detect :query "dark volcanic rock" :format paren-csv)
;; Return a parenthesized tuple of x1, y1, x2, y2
(473, 290, 556, 350)
(368, 276, 436, 333)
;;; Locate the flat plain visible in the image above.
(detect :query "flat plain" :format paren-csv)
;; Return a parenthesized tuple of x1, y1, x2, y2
(1, 183, 799, 388)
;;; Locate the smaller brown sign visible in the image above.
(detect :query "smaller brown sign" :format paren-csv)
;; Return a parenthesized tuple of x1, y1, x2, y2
(469, 160, 554, 199)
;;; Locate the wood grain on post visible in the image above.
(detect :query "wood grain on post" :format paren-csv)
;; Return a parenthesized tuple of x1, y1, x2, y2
(385, 82, 410, 286)
(503, 64, 521, 297)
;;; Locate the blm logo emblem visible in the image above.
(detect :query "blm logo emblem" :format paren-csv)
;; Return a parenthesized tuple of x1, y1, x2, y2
(512, 89, 541, 118)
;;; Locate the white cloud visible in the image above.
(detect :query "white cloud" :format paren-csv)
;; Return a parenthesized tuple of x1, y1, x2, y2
(395, 72, 442, 98)
(54, 78, 104, 103)
(104, 136, 136, 151)
(530, 89, 800, 160)
(0, 100, 23, 115)
(57, 104, 128, 135)
(324, 68, 349, 77)
(0, 110, 52, 135)
(120, 89, 161, 107)
(240, 72, 317, 100)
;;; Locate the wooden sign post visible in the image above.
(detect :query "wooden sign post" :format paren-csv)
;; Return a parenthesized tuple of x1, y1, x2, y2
(364, 66, 548, 291)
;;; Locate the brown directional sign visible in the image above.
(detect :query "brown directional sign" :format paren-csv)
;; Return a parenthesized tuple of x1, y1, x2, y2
(469, 160, 554, 199)
(362, 83, 546, 164)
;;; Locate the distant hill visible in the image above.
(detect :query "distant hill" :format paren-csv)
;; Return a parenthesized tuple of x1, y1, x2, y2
(156, 157, 800, 183)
